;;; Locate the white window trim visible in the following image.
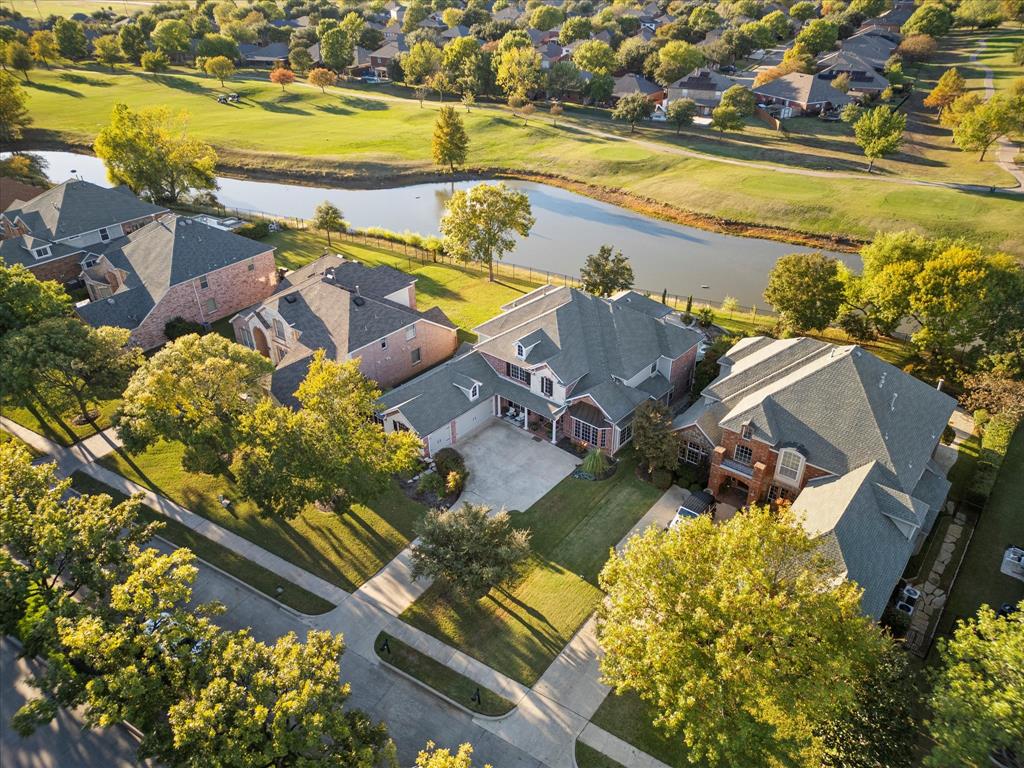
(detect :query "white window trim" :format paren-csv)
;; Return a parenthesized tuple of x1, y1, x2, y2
(405, 325, 417, 341)
(516, 342, 526, 359)
(410, 347, 421, 365)
(734, 444, 753, 466)
(470, 383, 480, 400)
(33, 245, 52, 259)
(775, 448, 805, 484)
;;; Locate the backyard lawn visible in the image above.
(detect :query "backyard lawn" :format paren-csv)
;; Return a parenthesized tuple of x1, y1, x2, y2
(933, 423, 1024, 644)
(1, 396, 120, 446)
(590, 690, 704, 768)
(21, 63, 1024, 255)
(400, 453, 662, 686)
(99, 440, 426, 592)
(69, 472, 335, 615)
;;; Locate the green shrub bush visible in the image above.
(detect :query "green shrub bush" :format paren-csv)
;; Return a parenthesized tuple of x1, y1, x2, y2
(968, 414, 1018, 503)
(433, 447, 466, 478)
(418, 471, 445, 497)
(164, 316, 206, 340)
(651, 468, 673, 490)
(581, 448, 609, 477)
(237, 220, 270, 240)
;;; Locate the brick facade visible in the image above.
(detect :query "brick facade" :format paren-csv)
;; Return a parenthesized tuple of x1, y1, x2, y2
(129, 250, 277, 349)
(669, 346, 697, 402)
(351, 317, 458, 389)
(707, 427, 831, 506)
(26, 253, 85, 284)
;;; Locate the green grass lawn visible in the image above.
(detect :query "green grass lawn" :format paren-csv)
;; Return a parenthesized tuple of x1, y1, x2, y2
(590, 690, 704, 768)
(0, 396, 120, 446)
(98, 439, 427, 592)
(69, 471, 335, 614)
(575, 742, 628, 768)
(374, 631, 515, 716)
(933, 423, 1024, 644)
(400, 453, 662, 686)
(960, 27, 1024, 94)
(21, 63, 1024, 256)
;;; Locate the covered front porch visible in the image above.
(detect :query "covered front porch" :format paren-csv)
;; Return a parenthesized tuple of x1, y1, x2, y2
(495, 394, 566, 445)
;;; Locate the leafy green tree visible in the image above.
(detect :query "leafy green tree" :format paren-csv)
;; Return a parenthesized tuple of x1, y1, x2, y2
(790, 1, 818, 21)
(5, 41, 32, 82)
(923, 67, 965, 112)
(195, 32, 239, 60)
(140, 49, 169, 72)
(764, 252, 845, 331)
(432, 104, 469, 172)
(312, 200, 344, 246)
(720, 83, 755, 116)
(0, 264, 68, 339)
(630, 399, 679, 473)
(0, 319, 142, 426)
(598, 505, 884, 768)
(819, 642, 918, 768)
(653, 40, 703, 86)
(92, 35, 121, 71)
(53, 18, 88, 60)
(440, 182, 534, 281)
(690, 5, 723, 32)
(559, 16, 592, 44)
(233, 354, 422, 517)
(927, 602, 1024, 767)
(580, 244, 634, 296)
(28, 30, 56, 67)
(411, 503, 531, 596)
(204, 54, 235, 86)
(320, 25, 354, 71)
(496, 44, 541, 99)
(902, 4, 953, 37)
(711, 103, 744, 131)
(587, 72, 614, 104)
(116, 25, 147, 63)
(0, 71, 30, 142)
(795, 18, 839, 55)
(94, 104, 218, 202)
(572, 38, 616, 74)
(853, 106, 905, 171)
(666, 97, 697, 134)
(939, 91, 982, 133)
(151, 18, 190, 59)
(403, 39, 442, 88)
(612, 92, 654, 133)
(546, 59, 582, 99)
(953, 95, 1017, 160)
(289, 45, 313, 74)
(116, 333, 274, 475)
(530, 4, 564, 30)
(417, 741, 485, 768)
(441, 35, 480, 82)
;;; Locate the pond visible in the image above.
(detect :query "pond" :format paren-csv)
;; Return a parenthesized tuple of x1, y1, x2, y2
(31, 150, 856, 308)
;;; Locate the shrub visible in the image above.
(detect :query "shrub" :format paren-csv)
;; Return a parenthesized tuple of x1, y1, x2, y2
(140, 50, 169, 72)
(837, 310, 876, 341)
(675, 464, 697, 488)
(237, 220, 270, 240)
(941, 424, 956, 445)
(651, 468, 673, 490)
(973, 409, 991, 431)
(581, 448, 609, 477)
(417, 471, 445, 497)
(433, 447, 465, 478)
(164, 316, 205, 340)
(696, 306, 715, 328)
(968, 414, 1017, 502)
(445, 470, 465, 496)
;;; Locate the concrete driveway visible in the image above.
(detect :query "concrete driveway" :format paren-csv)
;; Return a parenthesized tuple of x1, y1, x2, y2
(453, 420, 578, 512)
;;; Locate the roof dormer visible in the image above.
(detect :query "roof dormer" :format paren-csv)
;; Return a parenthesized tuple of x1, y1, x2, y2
(452, 374, 482, 401)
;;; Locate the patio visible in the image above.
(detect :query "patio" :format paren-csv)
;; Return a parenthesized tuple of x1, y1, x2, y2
(453, 420, 579, 513)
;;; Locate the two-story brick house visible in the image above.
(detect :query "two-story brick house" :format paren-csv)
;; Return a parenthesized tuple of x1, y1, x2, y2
(231, 255, 459, 404)
(377, 285, 703, 456)
(674, 336, 957, 617)
(0, 179, 167, 284)
(75, 214, 278, 350)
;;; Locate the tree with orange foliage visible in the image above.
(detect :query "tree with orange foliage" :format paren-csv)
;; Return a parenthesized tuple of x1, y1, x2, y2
(269, 66, 295, 92)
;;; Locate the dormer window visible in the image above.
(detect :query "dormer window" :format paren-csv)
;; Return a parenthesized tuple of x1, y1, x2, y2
(99, 227, 110, 242)
(776, 448, 805, 484)
(470, 383, 480, 400)
(741, 423, 752, 440)
(273, 318, 286, 341)
(650, 362, 657, 374)
(33, 245, 51, 259)
(516, 342, 526, 359)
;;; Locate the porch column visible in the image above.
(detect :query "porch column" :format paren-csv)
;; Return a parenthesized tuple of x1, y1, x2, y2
(523, 407, 530, 430)
(551, 416, 557, 444)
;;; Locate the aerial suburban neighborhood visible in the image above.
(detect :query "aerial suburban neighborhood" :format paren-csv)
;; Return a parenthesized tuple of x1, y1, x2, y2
(0, 0, 1021, 765)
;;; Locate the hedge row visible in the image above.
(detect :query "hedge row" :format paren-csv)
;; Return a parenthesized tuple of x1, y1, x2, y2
(968, 414, 1019, 502)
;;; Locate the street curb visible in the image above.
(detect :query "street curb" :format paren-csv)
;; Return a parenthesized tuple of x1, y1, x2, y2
(375, 653, 518, 722)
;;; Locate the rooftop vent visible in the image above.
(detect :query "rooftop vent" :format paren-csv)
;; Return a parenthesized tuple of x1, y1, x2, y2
(284, 295, 298, 304)
(878, 372, 887, 389)
(890, 392, 898, 411)
(353, 295, 365, 307)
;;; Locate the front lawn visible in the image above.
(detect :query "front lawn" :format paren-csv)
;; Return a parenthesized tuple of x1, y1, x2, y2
(99, 440, 426, 592)
(1, 396, 121, 446)
(590, 691, 704, 768)
(400, 453, 662, 686)
(69, 472, 335, 615)
(575, 742, 628, 768)
(934, 423, 1024, 644)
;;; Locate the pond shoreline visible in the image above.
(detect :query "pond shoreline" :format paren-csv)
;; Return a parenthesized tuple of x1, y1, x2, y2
(18, 131, 864, 254)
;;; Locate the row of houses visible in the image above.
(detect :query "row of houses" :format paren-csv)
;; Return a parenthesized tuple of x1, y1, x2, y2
(1, 179, 957, 623)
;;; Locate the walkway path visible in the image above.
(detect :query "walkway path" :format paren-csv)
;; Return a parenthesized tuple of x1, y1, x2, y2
(971, 36, 1024, 189)
(3, 417, 687, 768)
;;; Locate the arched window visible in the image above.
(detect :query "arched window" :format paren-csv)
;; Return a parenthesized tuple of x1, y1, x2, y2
(776, 448, 805, 484)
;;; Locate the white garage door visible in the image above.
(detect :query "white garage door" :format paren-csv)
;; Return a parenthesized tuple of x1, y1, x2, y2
(453, 400, 493, 444)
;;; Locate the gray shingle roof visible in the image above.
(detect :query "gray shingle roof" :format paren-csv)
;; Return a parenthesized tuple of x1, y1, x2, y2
(752, 72, 852, 107)
(76, 215, 272, 331)
(796, 462, 921, 618)
(613, 73, 662, 98)
(2, 179, 166, 242)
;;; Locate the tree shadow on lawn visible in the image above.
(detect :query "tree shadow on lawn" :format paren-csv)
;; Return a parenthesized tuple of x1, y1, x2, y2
(337, 94, 390, 111)
(259, 97, 312, 115)
(152, 74, 208, 94)
(315, 102, 355, 115)
(57, 71, 114, 87)
(26, 81, 84, 98)
(487, 585, 566, 657)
